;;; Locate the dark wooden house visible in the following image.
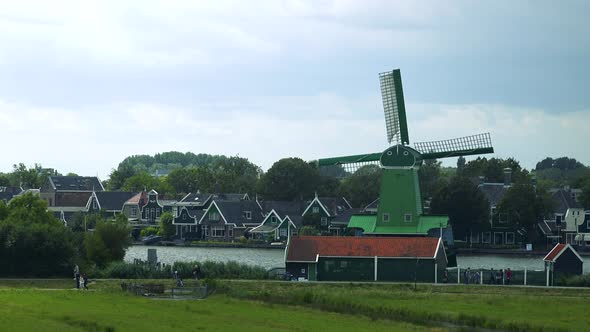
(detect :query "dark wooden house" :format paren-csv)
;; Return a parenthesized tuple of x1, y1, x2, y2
(543, 243, 584, 277)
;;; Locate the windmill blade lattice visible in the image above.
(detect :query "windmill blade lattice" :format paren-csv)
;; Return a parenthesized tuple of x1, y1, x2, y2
(414, 133, 494, 159)
(380, 70, 409, 146)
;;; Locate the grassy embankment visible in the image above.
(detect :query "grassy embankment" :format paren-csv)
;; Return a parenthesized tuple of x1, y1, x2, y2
(1, 279, 589, 331)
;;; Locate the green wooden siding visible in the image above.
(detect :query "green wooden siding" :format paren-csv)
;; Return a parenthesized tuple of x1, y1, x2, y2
(377, 258, 435, 282)
(317, 258, 374, 281)
(308, 263, 317, 281)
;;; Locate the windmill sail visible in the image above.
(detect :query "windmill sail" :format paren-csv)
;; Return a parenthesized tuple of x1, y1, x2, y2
(414, 133, 494, 159)
(380, 69, 409, 146)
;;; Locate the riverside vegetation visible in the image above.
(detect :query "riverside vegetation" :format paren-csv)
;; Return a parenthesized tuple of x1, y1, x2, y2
(1, 279, 589, 331)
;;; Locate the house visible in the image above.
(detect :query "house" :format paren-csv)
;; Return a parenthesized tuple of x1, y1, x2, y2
(300, 194, 354, 235)
(575, 212, 590, 246)
(122, 191, 149, 223)
(198, 199, 264, 241)
(543, 243, 583, 278)
(250, 200, 306, 241)
(40, 176, 104, 207)
(0, 186, 23, 203)
(474, 169, 525, 245)
(140, 190, 164, 224)
(285, 236, 447, 282)
(549, 187, 585, 245)
(170, 192, 213, 239)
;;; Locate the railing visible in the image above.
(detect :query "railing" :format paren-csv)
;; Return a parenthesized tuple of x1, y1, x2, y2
(445, 267, 547, 286)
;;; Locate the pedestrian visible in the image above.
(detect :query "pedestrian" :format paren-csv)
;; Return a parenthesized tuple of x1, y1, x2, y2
(506, 268, 512, 285)
(192, 265, 200, 281)
(177, 277, 184, 288)
(496, 269, 503, 285)
(464, 267, 471, 285)
(82, 273, 89, 290)
(489, 268, 495, 284)
(73, 264, 80, 289)
(443, 270, 448, 283)
(174, 270, 179, 280)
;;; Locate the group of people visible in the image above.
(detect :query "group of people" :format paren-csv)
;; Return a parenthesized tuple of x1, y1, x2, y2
(173, 265, 201, 288)
(458, 267, 513, 285)
(73, 264, 89, 290)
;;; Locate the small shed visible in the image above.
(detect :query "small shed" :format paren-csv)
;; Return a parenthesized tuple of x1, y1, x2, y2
(543, 243, 584, 276)
(285, 236, 447, 282)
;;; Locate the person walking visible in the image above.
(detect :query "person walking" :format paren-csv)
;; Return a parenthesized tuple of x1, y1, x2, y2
(82, 273, 89, 290)
(464, 267, 471, 285)
(489, 268, 495, 284)
(73, 264, 80, 289)
(505, 268, 512, 285)
(192, 265, 200, 281)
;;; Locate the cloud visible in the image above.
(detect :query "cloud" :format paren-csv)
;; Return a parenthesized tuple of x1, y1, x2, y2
(1, 97, 588, 180)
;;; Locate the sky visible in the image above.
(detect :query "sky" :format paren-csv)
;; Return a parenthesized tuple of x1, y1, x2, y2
(0, 0, 588, 179)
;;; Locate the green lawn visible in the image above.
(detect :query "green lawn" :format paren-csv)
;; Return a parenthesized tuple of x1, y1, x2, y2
(0, 280, 431, 332)
(1, 279, 588, 331)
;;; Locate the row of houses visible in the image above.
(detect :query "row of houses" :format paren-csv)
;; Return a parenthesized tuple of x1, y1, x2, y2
(2, 173, 588, 246)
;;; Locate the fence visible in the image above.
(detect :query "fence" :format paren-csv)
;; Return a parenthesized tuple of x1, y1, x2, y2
(446, 267, 548, 286)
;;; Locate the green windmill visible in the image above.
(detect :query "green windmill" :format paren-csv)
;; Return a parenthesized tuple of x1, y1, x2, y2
(318, 69, 494, 236)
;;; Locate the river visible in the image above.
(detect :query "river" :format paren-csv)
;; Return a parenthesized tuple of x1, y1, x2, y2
(125, 246, 590, 273)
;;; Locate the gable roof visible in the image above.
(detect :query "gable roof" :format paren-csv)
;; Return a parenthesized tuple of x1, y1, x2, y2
(202, 199, 264, 227)
(179, 192, 213, 205)
(543, 243, 584, 263)
(551, 189, 582, 214)
(48, 176, 104, 192)
(286, 236, 443, 262)
(477, 183, 508, 206)
(124, 191, 148, 206)
(95, 192, 137, 211)
(55, 192, 93, 207)
(364, 198, 379, 211)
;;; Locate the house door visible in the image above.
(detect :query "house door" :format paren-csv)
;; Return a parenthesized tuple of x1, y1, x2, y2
(494, 232, 504, 245)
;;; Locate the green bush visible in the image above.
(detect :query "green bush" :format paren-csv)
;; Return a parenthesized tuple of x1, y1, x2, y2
(140, 227, 158, 237)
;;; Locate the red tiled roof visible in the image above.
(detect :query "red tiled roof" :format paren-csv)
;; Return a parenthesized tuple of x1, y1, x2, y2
(543, 243, 583, 262)
(286, 236, 441, 262)
(544, 244, 566, 262)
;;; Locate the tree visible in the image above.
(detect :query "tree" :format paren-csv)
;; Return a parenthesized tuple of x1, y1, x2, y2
(0, 193, 76, 276)
(158, 212, 175, 239)
(497, 181, 554, 241)
(578, 176, 590, 210)
(108, 163, 136, 190)
(418, 159, 442, 201)
(84, 220, 131, 268)
(258, 158, 319, 200)
(430, 176, 490, 241)
(456, 156, 466, 176)
(339, 165, 381, 208)
(0, 174, 10, 187)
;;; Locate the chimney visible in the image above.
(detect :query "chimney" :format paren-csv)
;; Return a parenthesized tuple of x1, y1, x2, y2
(503, 168, 512, 186)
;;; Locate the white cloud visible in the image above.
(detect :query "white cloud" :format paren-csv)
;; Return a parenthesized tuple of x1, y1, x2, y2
(1, 97, 588, 180)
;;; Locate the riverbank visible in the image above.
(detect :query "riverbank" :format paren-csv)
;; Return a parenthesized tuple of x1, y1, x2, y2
(133, 241, 286, 249)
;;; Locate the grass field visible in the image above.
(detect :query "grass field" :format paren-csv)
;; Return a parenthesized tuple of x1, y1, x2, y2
(1, 279, 589, 331)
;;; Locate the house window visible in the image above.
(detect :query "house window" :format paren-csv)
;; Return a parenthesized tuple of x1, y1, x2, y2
(156, 209, 160, 218)
(228, 226, 234, 238)
(566, 233, 576, 244)
(92, 200, 97, 210)
(202, 225, 209, 237)
(470, 232, 480, 243)
(321, 217, 328, 226)
(506, 232, 515, 244)
(382, 213, 390, 223)
(280, 228, 287, 237)
(587, 218, 590, 230)
(555, 214, 563, 225)
(209, 211, 220, 221)
(312, 206, 319, 214)
(130, 206, 138, 217)
(404, 213, 412, 223)
(150, 208, 156, 220)
(498, 213, 508, 224)
(182, 214, 187, 221)
(271, 216, 278, 223)
(212, 226, 225, 237)
(244, 211, 252, 220)
(482, 232, 491, 244)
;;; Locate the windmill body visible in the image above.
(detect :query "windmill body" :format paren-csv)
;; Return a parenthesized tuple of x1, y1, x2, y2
(319, 69, 494, 236)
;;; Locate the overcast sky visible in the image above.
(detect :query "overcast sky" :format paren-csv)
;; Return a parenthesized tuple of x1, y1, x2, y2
(1, 0, 588, 179)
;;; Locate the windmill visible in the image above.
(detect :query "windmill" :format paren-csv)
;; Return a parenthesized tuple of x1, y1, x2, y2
(318, 69, 494, 235)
